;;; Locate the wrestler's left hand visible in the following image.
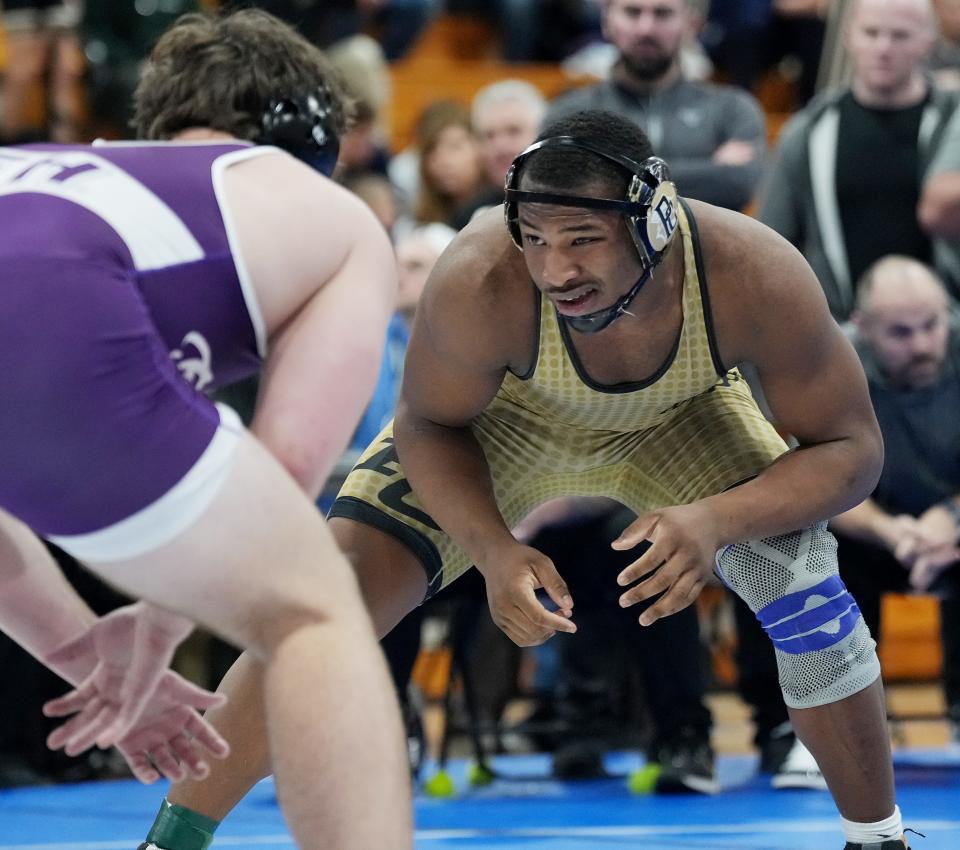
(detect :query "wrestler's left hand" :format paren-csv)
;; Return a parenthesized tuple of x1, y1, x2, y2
(611, 504, 720, 626)
(41, 603, 229, 782)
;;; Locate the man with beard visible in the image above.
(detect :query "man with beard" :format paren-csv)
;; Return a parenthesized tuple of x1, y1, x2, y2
(546, 0, 765, 212)
(830, 256, 960, 746)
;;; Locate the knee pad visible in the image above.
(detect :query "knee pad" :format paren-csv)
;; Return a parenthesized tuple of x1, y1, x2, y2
(715, 522, 880, 709)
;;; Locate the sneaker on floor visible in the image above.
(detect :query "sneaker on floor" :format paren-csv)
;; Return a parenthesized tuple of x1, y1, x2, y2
(650, 731, 719, 795)
(758, 720, 796, 774)
(552, 738, 608, 779)
(771, 736, 828, 790)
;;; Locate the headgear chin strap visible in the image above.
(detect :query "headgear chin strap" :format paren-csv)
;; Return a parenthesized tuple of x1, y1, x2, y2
(564, 267, 654, 334)
(504, 136, 680, 334)
(260, 87, 340, 177)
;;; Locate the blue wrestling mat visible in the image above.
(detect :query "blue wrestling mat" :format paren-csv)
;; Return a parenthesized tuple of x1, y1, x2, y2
(1, 750, 958, 849)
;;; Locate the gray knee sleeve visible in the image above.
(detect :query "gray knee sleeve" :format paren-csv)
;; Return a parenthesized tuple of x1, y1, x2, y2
(716, 521, 880, 709)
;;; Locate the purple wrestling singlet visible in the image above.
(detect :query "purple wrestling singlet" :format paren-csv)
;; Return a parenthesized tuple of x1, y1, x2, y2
(0, 142, 275, 546)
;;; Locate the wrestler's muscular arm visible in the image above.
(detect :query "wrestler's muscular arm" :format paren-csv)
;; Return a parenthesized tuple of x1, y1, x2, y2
(616, 203, 883, 623)
(394, 216, 576, 646)
(225, 153, 397, 497)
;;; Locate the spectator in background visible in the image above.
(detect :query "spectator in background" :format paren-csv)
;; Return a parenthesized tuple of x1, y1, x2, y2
(327, 35, 395, 181)
(929, 0, 960, 89)
(252, 0, 438, 61)
(547, 0, 766, 211)
(752, 256, 960, 743)
(703, 0, 828, 107)
(919, 90, 960, 241)
(449, 0, 602, 62)
(837, 257, 959, 744)
(452, 79, 548, 229)
(757, 0, 960, 322)
(341, 171, 404, 237)
(1, 0, 85, 142)
(411, 100, 487, 226)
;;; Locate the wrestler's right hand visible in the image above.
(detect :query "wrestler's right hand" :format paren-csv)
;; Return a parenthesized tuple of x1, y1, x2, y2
(477, 543, 576, 647)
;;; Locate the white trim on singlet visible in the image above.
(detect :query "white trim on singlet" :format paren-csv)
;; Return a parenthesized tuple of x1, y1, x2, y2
(47, 404, 244, 563)
(0, 148, 204, 270)
(211, 145, 280, 359)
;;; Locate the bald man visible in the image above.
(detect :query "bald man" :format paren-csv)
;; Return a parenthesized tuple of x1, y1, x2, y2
(758, 0, 960, 321)
(830, 256, 960, 746)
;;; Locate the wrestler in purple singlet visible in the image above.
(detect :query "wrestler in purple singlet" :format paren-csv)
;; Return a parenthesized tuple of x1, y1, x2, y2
(0, 141, 273, 537)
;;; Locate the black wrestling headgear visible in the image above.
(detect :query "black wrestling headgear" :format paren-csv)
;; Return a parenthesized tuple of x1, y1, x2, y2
(504, 136, 680, 333)
(260, 86, 341, 177)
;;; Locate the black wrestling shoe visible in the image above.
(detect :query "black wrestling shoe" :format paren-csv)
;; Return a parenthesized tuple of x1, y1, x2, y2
(758, 720, 796, 774)
(552, 738, 607, 779)
(649, 729, 719, 795)
(842, 841, 909, 849)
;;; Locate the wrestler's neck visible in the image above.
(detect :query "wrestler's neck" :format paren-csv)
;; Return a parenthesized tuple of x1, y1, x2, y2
(612, 57, 683, 96)
(851, 72, 928, 110)
(171, 128, 238, 142)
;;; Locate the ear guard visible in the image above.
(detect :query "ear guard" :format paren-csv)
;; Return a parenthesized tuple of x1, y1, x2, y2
(260, 87, 340, 177)
(503, 136, 679, 271)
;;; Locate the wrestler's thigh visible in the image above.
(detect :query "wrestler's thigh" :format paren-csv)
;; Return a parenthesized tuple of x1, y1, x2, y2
(330, 516, 430, 639)
(85, 433, 371, 656)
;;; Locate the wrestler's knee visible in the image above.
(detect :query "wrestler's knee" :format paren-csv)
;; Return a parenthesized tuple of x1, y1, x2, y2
(716, 522, 881, 709)
(237, 551, 370, 659)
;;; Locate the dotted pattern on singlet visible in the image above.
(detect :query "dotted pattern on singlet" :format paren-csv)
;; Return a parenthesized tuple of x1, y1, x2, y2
(332, 204, 790, 595)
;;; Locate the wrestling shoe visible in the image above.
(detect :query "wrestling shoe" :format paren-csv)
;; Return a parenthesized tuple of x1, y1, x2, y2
(771, 735, 828, 790)
(137, 844, 161, 850)
(758, 721, 796, 774)
(649, 729, 719, 794)
(552, 738, 607, 779)
(842, 841, 909, 849)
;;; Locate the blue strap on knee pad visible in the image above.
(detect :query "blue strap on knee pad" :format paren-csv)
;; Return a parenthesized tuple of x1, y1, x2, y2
(756, 575, 862, 654)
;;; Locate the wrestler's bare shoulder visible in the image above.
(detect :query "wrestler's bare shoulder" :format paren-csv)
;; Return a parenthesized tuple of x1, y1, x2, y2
(682, 199, 834, 365)
(683, 200, 810, 296)
(423, 205, 538, 364)
(433, 205, 531, 300)
(221, 149, 392, 332)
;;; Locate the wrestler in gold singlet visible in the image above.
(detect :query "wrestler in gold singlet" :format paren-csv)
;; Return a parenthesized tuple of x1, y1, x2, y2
(330, 201, 789, 596)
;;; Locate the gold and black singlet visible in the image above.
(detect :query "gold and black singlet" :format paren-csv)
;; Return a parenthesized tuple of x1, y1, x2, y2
(330, 202, 788, 598)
